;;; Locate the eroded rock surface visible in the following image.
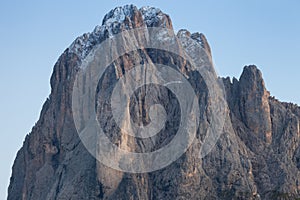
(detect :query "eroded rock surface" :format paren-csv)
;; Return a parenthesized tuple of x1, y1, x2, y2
(8, 5, 300, 200)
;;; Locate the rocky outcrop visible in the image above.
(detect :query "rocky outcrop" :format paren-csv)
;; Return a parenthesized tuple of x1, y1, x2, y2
(223, 67, 300, 199)
(8, 5, 300, 200)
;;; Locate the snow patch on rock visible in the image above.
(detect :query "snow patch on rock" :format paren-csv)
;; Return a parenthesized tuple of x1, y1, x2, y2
(140, 6, 161, 25)
(102, 5, 135, 26)
(68, 5, 173, 62)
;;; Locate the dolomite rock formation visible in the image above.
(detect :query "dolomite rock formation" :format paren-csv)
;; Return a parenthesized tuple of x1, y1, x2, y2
(8, 5, 300, 200)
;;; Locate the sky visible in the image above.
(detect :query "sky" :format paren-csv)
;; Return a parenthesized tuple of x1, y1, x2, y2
(0, 0, 299, 199)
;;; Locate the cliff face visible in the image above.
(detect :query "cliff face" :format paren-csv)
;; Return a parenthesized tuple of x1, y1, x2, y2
(8, 5, 300, 200)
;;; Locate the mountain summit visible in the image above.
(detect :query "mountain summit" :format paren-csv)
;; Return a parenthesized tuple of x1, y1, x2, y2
(8, 5, 300, 200)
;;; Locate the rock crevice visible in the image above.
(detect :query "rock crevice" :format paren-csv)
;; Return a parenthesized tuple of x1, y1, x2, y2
(8, 5, 300, 200)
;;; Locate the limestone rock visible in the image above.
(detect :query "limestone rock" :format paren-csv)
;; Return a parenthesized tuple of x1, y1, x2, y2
(8, 5, 300, 200)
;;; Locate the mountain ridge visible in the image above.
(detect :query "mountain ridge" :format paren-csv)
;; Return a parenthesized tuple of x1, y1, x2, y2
(8, 5, 300, 200)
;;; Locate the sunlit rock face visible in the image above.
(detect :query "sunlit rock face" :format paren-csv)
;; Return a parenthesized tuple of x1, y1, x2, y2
(8, 5, 300, 200)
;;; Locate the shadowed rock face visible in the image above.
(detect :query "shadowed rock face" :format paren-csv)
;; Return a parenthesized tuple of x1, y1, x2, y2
(8, 5, 300, 200)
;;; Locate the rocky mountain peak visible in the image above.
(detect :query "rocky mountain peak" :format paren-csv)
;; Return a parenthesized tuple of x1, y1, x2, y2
(223, 65, 272, 144)
(101, 5, 137, 26)
(8, 5, 300, 200)
(177, 30, 211, 52)
(190, 32, 211, 55)
(239, 65, 267, 92)
(238, 65, 272, 143)
(68, 5, 173, 61)
(102, 5, 169, 28)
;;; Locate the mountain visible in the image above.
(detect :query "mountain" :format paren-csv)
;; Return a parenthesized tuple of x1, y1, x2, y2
(8, 5, 300, 200)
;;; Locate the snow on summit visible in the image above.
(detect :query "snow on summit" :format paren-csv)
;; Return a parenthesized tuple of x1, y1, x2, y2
(68, 5, 165, 60)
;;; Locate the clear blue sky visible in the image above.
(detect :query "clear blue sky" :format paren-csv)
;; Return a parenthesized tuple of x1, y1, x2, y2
(1, 0, 299, 198)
